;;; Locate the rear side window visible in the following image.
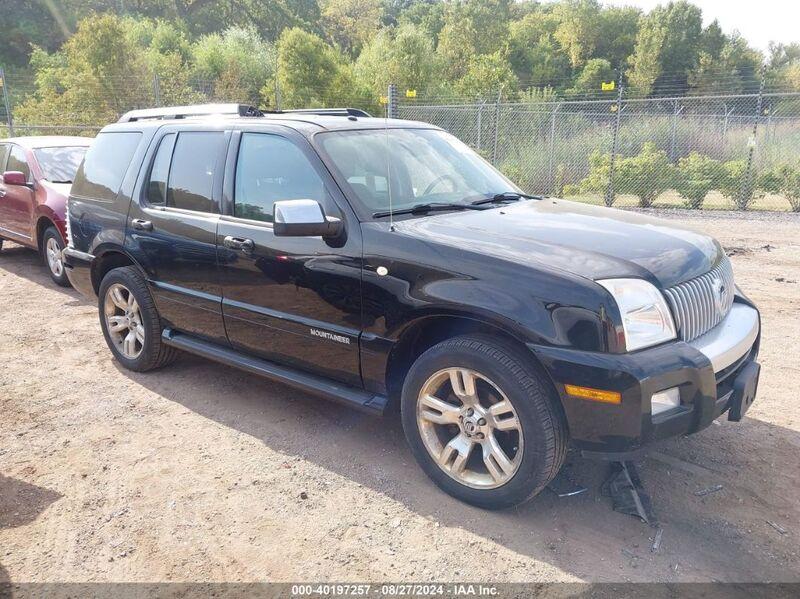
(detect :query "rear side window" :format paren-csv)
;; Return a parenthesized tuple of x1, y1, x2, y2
(234, 133, 326, 222)
(146, 133, 176, 206)
(72, 132, 141, 201)
(0, 144, 8, 170)
(165, 131, 223, 213)
(7, 146, 30, 181)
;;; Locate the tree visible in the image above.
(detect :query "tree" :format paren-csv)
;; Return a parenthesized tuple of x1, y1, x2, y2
(272, 27, 363, 108)
(193, 26, 276, 104)
(628, 1, 703, 96)
(594, 6, 641, 69)
(436, 16, 477, 81)
(758, 163, 800, 212)
(568, 58, 614, 95)
(508, 10, 570, 88)
(616, 142, 675, 207)
(689, 33, 762, 95)
(552, 0, 601, 70)
(15, 13, 151, 126)
(355, 25, 441, 95)
(457, 52, 519, 100)
(320, 0, 384, 56)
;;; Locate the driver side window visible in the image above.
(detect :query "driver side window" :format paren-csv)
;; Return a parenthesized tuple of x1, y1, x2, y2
(233, 133, 328, 223)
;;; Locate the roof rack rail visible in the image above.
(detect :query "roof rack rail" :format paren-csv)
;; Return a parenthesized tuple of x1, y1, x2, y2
(118, 103, 263, 123)
(280, 108, 372, 118)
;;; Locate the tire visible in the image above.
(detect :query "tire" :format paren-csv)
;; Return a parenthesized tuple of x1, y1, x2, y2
(401, 335, 568, 510)
(42, 226, 70, 287)
(98, 265, 177, 372)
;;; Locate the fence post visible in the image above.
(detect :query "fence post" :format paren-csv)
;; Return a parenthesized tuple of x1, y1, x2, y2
(476, 100, 483, 151)
(669, 99, 684, 161)
(387, 83, 398, 119)
(547, 102, 561, 194)
(739, 67, 767, 209)
(152, 73, 161, 107)
(492, 90, 501, 164)
(0, 67, 14, 137)
(604, 73, 624, 207)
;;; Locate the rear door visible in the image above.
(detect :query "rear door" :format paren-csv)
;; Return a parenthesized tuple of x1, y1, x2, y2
(125, 125, 229, 344)
(217, 127, 363, 386)
(0, 144, 35, 241)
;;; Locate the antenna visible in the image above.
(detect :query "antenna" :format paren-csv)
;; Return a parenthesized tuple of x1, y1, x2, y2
(385, 84, 395, 232)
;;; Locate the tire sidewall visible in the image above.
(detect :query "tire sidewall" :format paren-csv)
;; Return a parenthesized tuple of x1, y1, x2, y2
(401, 338, 558, 509)
(98, 267, 160, 372)
(42, 227, 70, 286)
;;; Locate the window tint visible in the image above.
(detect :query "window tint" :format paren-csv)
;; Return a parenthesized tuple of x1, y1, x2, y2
(34, 146, 87, 183)
(72, 132, 142, 201)
(7, 146, 30, 181)
(234, 133, 326, 222)
(166, 131, 223, 213)
(146, 133, 176, 206)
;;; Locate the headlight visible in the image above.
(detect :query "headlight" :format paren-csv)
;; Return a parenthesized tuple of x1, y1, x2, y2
(598, 278, 677, 351)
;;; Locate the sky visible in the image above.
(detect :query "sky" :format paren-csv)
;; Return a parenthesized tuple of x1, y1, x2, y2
(597, 0, 798, 52)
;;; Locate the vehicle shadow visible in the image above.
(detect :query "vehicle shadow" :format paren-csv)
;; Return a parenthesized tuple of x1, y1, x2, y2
(0, 243, 87, 304)
(119, 353, 800, 583)
(0, 475, 63, 589)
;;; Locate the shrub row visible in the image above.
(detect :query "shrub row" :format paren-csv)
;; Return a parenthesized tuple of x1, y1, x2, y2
(562, 142, 800, 211)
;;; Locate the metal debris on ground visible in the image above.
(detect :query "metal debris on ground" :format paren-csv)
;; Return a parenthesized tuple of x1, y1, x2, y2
(694, 484, 724, 497)
(547, 466, 588, 498)
(767, 521, 788, 535)
(651, 527, 664, 553)
(601, 461, 659, 526)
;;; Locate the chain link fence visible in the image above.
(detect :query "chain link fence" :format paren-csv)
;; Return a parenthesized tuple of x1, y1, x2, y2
(399, 91, 800, 212)
(2, 67, 800, 211)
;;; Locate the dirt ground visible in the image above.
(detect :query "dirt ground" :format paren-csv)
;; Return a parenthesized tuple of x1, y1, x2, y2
(0, 210, 798, 584)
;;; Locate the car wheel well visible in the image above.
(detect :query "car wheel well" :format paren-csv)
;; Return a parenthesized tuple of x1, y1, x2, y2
(91, 251, 136, 294)
(35, 217, 59, 252)
(385, 316, 538, 410)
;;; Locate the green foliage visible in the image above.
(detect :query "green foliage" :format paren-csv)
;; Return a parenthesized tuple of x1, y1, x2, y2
(320, 0, 384, 56)
(457, 52, 519, 100)
(758, 163, 800, 211)
(569, 58, 613, 95)
(675, 152, 724, 209)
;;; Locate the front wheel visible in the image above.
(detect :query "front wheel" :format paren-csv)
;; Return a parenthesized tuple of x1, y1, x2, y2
(401, 335, 568, 509)
(98, 266, 177, 372)
(42, 226, 70, 287)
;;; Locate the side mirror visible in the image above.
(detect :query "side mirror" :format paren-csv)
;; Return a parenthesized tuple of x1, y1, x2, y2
(2, 171, 28, 187)
(273, 199, 342, 238)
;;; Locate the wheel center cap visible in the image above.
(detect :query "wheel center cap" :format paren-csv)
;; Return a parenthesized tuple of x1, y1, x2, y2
(463, 418, 478, 434)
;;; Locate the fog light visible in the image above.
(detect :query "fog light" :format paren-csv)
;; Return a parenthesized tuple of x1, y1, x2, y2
(651, 387, 681, 416)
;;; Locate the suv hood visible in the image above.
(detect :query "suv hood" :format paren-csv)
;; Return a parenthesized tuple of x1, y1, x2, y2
(394, 198, 723, 288)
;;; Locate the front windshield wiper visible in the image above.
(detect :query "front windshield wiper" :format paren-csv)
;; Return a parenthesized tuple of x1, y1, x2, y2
(373, 202, 486, 218)
(48, 179, 72, 184)
(471, 191, 541, 206)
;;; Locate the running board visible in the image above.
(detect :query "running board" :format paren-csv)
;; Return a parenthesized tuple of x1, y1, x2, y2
(161, 329, 388, 415)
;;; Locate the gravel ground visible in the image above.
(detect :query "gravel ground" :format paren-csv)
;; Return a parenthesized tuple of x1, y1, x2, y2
(0, 211, 798, 584)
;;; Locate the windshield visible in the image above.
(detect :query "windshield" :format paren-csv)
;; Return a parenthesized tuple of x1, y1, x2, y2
(34, 146, 88, 183)
(317, 128, 519, 218)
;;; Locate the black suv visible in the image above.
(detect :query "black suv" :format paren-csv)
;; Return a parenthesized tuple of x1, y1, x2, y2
(64, 104, 761, 509)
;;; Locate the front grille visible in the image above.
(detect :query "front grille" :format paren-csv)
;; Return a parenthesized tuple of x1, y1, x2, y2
(664, 257, 735, 342)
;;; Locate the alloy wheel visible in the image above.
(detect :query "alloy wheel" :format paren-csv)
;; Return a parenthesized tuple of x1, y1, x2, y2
(104, 283, 145, 359)
(416, 368, 524, 489)
(46, 237, 64, 277)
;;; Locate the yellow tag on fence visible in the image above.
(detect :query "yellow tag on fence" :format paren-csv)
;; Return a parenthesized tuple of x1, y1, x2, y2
(406, 89, 417, 98)
(601, 81, 615, 91)
(379, 95, 388, 105)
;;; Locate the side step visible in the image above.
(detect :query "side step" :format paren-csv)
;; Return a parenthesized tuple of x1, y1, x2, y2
(162, 329, 388, 415)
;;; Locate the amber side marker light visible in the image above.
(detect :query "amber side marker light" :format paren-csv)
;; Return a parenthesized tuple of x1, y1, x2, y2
(564, 384, 622, 404)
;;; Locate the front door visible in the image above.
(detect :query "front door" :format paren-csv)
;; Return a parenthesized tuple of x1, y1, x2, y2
(217, 129, 363, 387)
(0, 144, 35, 241)
(125, 126, 229, 343)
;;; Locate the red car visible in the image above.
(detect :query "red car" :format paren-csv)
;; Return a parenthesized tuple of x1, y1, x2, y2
(0, 136, 92, 286)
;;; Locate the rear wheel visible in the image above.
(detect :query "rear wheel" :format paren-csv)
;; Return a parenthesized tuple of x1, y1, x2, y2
(42, 226, 70, 287)
(98, 266, 177, 372)
(401, 335, 567, 509)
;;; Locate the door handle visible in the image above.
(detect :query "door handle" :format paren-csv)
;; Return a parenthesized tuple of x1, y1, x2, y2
(224, 236, 255, 253)
(131, 219, 153, 231)
(0, 189, 6, 198)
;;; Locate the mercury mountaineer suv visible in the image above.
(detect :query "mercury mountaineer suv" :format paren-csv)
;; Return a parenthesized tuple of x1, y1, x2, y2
(63, 104, 761, 509)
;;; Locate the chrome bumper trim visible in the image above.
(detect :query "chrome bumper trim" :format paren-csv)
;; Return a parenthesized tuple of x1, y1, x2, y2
(688, 303, 759, 373)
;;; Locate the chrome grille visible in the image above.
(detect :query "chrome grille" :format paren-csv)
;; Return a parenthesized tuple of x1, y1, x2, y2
(664, 257, 735, 342)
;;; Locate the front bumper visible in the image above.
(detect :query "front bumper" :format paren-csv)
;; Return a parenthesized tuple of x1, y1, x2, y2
(530, 298, 761, 457)
(62, 247, 96, 298)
